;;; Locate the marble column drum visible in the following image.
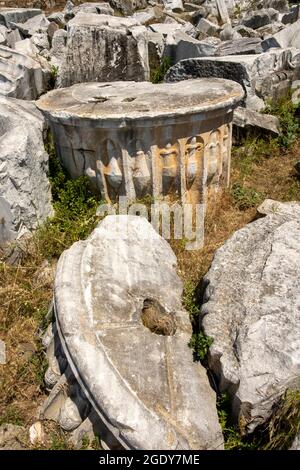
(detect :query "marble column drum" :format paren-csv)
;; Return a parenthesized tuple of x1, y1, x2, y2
(37, 78, 244, 217)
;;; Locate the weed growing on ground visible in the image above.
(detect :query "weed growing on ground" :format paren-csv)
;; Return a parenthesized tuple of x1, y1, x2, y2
(265, 96, 300, 149)
(231, 182, 264, 210)
(151, 56, 172, 84)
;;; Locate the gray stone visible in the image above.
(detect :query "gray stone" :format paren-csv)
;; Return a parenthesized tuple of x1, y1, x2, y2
(256, 22, 284, 38)
(149, 22, 183, 35)
(0, 45, 49, 99)
(59, 397, 84, 432)
(15, 37, 40, 58)
(216, 38, 263, 56)
(165, 30, 220, 63)
(73, 2, 114, 16)
(6, 28, 22, 49)
(0, 25, 7, 45)
(0, 8, 41, 28)
(282, 5, 300, 25)
(165, 49, 298, 108)
(57, 13, 150, 86)
(53, 215, 224, 449)
(0, 97, 53, 245)
(216, 0, 230, 25)
(49, 28, 67, 70)
(196, 17, 221, 35)
(13, 13, 50, 37)
(0, 424, 26, 450)
(29, 421, 46, 446)
(31, 32, 50, 51)
(47, 12, 66, 29)
(290, 433, 300, 450)
(241, 8, 279, 30)
(233, 107, 280, 134)
(63, 0, 75, 21)
(220, 24, 241, 41)
(234, 25, 259, 38)
(163, 0, 184, 12)
(132, 8, 157, 25)
(0, 339, 6, 364)
(261, 37, 281, 52)
(255, 0, 289, 12)
(273, 19, 300, 48)
(202, 200, 300, 434)
(107, 0, 148, 16)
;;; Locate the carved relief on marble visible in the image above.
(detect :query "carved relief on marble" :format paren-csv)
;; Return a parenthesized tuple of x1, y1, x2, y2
(184, 136, 204, 205)
(159, 143, 179, 196)
(96, 139, 124, 201)
(131, 140, 151, 198)
(206, 129, 221, 190)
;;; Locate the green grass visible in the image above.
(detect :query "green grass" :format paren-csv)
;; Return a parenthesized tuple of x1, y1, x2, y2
(265, 96, 300, 149)
(231, 182, 264, 210)
(183, 281, 214, 361)
(36, 135, 101, 259)
(0, 405, 24, 427)
(150, 56, 173, 84)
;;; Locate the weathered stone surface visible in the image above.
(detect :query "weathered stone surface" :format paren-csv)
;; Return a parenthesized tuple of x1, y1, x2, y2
(220, 24, 241, 41)
(107, 0, 148, 16)
(165, 49, 298, 108)
(0, 24, 7, 45)
(6, 28, 22, 49)
(233, 107, 280, 134)
(290, 433, 300, 450)
(13, 13, 50, 37)
(196, 17, 220, 35)
(234, 25, 259, 38)
(241, 8, 279, 30)
(57, 13, 150, 86)
(149, 21, 183, 35)
(0, 97, 53, 245)
(256, 22, 284, 38)
(216, 38, 263, 56)
(29, 421, 46, 446)
(163, 0, 184, 12)
(0, 8, 41, 28)
(273, 19, 300, 49)
(47, 11, 66, 29)
(282, 5, 299, 25)
(216, 0, 230, 25)
(0, 45, 49, 99)
(202, 200, 300, 434)
(49, 28, 67, 70)
(54, 215, 224, 449)
(0, 424, 27, 450)
(254, 0, 289, 12)
(165, 31, 220, 63)
(37, 78, 243, 242)
(73, 2, 114, 16)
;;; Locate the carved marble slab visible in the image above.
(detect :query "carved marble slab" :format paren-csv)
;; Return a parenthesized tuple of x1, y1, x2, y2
(37, 79, 243, 211)
(54, 215, 224, 449)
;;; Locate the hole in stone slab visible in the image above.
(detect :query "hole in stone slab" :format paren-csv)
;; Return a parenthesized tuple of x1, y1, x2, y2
(97, 84, 110, 88)
(122, 97, 136, 103)
(141, 299, 176, 336)
(92, 96, 108, 103)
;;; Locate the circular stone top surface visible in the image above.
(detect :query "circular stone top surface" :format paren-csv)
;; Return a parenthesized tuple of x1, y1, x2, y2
(36, 79, 244, 122)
